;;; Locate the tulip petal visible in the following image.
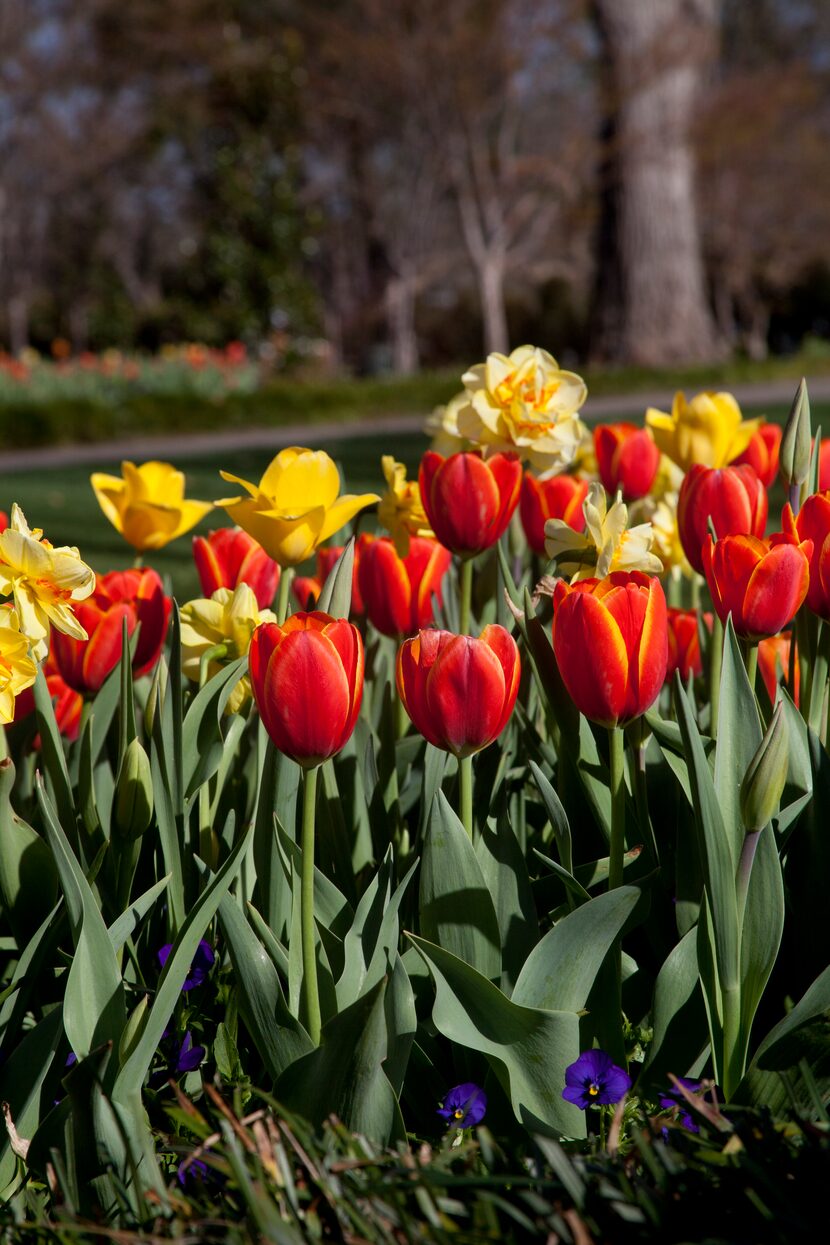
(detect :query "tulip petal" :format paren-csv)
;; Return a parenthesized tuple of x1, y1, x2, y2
(553, 591, 628, 727)
(742, 545, 810, 638)
(424, 635, 506, 757)
(261, 630, 350, 765)
(261, 448, 342, 512)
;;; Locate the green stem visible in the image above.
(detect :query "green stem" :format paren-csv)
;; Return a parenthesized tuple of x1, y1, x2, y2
(276, 567, 295, 624)
(627, 723, 659, 870)
(301, 765, 321, 1046)
(710, 614, 724, 738)
(736, 829, 761, 928)
(458, 754, 473, 840)
(608, 726, 626, 890)
(459, 558, 473, 635)
(807, 621, 828, 737)
(722, 984, 743, 1099)
(198, 645, 227, 869)
(742, 642, 758, 696)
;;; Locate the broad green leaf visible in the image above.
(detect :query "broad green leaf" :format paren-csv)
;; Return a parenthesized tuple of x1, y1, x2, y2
(182, 656, 248, 798)
(0, 1009, 64, 1196)
(753, 962, 830, 1070)
(252, 736, 297, 939)
(32, 663, 76, 847)
(775, 690, 812, 837)
(739, 824, 784, 1064)
(529, 761, 572, 874)
(107, 876, 171, 953)
(476, 816, 539, 992)
(384, 953, 416, 1098)
(0, 899, 64, 1045)
(409, 934, 584, 1138)
(317, 537, 354, 617)
(639, 928, 707, 1087)
(0, 758, 57, 945)
(714, 616, 761, 864)
(150, 735, 185, 932)
(337, 851, 416, 1008)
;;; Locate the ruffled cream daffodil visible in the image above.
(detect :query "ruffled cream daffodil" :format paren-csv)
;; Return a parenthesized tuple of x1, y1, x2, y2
(456, 345, 587, 472)
(376, 456, 434, 557)
(544, 482, 664, 581)
(645, 391, 761, 472)
(425, 392, 470, 456)
(0, 504, 95, 660)
(216, 447, 379, 567)
(180, 583, 275, 714)
(91, 461, 213, 552)
(0, 605, 37, 723)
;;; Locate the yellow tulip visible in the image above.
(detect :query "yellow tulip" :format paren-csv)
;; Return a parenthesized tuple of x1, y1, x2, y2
(90, 461, 213, 552)
(457, 344, 587, 472)
(376, 456, 434, 557)
(645, 391, 762, 472)
(180, 583, 275, 714)
(0, 504, 95, 661)
(545, 482, 664, 581)
(0, 605, 37, 723)
(215, 447, 379, 567)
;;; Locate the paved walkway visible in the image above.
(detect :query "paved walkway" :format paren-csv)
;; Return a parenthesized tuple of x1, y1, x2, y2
(4, 375, 829, 472)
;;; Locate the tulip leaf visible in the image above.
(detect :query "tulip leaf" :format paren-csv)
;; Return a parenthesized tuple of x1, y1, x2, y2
(408, 934, 584, 1138)
(182, 655, 248, 799)
(420, 791, 501, 982)
(476, 815, 539, 992)
(714, 616, 761, 861)
(512, 885, 644, 1013)
(150, 733, 185, 933)
(529, 760, 573, 874)
(252, 736, 297, 938)
(384, 952, 417, 1098)
(317, 537, 354, 618)
(0, 1008, 64, 1197)
(638, 927, 707, 1088)
(775, 690, 812, 838)
(89, 655, 126, 766)
(0, 760, 57, 946)
(753, 962, 830, 1070)
(0, 899, 64, 1046)
(738, 823, 784, 1064)
(337, 850, 417, 1009)
(107, 875, 171, 953)
(32, 662, 77, 849)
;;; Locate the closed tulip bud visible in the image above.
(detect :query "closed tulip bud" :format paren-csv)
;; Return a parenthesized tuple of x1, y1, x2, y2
(740, 703, 788, 833)
(702, 533, 812, 641)
(193, 527, 280, 611)
(593, 423, 661, 500)
(357, 536, 451, 638)
(730, 423, 782, 488)
(419, 450, 522, 558)
(519, 472, 588, 555)
(779, 378, 811, 490)
(677, 464, 768, 575)
(552, 572, 668, 727)
(114, 738, 154, 840)
(396, 626, 520, 757)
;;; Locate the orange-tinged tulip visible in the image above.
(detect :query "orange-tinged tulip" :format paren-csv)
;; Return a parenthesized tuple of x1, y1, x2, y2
(702, 533, 811, 641)
(249, 612, 363, 768)
(14, 658, 82, 742)
(818, 439, 830, 492)
(357, 536, 451, 638)
(419, 450, 521, 558)
(552, 572, 668, 727)
(666, 607, 709, 683)
(593, 423, 660, 501)
(396, 626, 520, 758)
(758, 632, 798, 706)
(731, 423, 782, 488)
(780, 496, 830, 621)
(519, 473, 588, 555)
(193, 528, 279, 611)
(677, 464, 768, 575)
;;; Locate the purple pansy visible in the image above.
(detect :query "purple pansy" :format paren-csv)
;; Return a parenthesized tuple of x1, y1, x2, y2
(177, 1157, 210, 1188)
(436, 1082, 487, 1128)
(562, 1050, 632, 1109)
(659, 1076, 708, 1132)
(175, 1031, 205, 1074)
(158, 939, 215, 991)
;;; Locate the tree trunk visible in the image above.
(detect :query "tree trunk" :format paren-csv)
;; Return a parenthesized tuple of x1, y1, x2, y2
(8, 291, 30, 355)
(591, 0, 723, 365)
(479, 257, 509, 356)
(385, 273, 419, 374)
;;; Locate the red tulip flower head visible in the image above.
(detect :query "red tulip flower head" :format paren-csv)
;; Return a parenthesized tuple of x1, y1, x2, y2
(731, 423, 782, 488)
(249, 612, 363, 768)
(193, 527, 280, 611)
(419, 451, 522, 558)
(357, 536, 451, 638)
(702, 532, 811, 641)
(758, 632, 798, 706)
(50, 568, 171, 694)
(665, 607, 709, 684)
(519, 473, 588, 555)
(818, 438, 830, 493)
(677, 464, 768, 574)
(14, 658, 83, 742)
(781, 496, 830, 621)
(593, 423, 660, 501)
(552, 572, 668, 727)
(396, 626, 520, 758)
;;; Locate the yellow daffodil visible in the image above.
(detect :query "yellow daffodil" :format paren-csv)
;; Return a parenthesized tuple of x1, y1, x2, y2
(456, 345, 587, 472)
(180, 583, 275, 714)
(425, 392, 470, 456)
(0, 605, 37, 723)
(216, 447, 379, 567)
(376, 456, 434, 557)
(545, 482, 664, 581)
(630, 458, 693, 578)
(0, 504, 95, 661)
(645, 391, 762, 472)
(90, 461, 213, 552)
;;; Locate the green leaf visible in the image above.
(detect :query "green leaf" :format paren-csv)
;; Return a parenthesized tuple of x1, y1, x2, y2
(107, 876, 171, 953)
(150, 735, 185, 932)
(317, 537, 355, 617)
(0, 1009, 64, 1197)
(753, 964, 830, 1071)
(420, 791, 501, 981)
(337, 850, 416, 1008)
(32, 663, 76, 847)
(476, 816, 539, 992)
(252, 735, 297, 939)
(639, 928, 706, 1087)
(714, 616, 761, 865)
(739, 824, 784, 1060)
(384, 953, 417, 1098)
(529, 761, 572, 875)
(0, 758, 57, 945)
(182, 656, 248, 798)
(408, 934, 584, 1138)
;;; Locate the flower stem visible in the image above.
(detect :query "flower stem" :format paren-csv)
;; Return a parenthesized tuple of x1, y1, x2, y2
(276, 567, 295, 625)
(301, 764, 322, 1046)
(710, 614, 724, 738)
(459, 558, 473, 635)
(458, 753, 473, 840)
(608, 726, 626, 890)
(742, 641, 758, 696)
(198, 645, 227, 869)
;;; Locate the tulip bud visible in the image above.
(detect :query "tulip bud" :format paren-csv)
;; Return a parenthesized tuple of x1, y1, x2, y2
(780, 379, 811, 496)
(114, 738, 154, 840)
(739, 702, 788, 833)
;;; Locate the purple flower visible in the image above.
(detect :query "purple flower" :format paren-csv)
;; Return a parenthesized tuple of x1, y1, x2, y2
(562, 1050, 632, 1109)
(659, 1076, 708, 1132)
(158, 939, 215, 991)
(436, 1082, 487, 1128)
(175, 1031, 205, 1074)
(177, 1157, 210, 1188)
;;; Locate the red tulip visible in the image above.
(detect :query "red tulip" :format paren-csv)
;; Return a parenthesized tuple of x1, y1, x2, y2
(519, 473, 588, 555)
(552, 572, 668, 727)
(666, 608, 710, 683)
(818, 439, 830, 492)
(731, 423, 782, 488)
(292, 540, 367, 615)
(249, 611, 363, 767)
(781, 495, 830, 621)
(0, 511, 7, 533)
(396, 626, 520, 757)
(419, 451, 522, 558)
(758, 632, 798, 706)
(702, 533, 811, 641)
(357, 536, 451, 637)
(193, 527, 279, 611)
(14, 659, 83, 742)
(50, 568, 171, 694)
(593, 423, 660, 500)
(677, 464, 768, 574)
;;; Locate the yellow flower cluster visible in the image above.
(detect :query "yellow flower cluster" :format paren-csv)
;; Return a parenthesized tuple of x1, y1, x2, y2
(377, 456, 434, 557)
(544, 482, 664, 581)
(180, 583, 276, 714)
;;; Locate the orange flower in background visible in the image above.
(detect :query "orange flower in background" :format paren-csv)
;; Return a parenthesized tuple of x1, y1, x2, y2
(249, 612, 363, 768)
(292, 539, 368, 615)
(13, 657, 83, 742)
(758, 632, 798, 706)
(677, 464, 768, 575)
(419, 450, 522, 558)
(593, 423, 661, 501)
(357, 536, 451, 638)
(780, 496, 830, 621)
(193, 527, 280, 611)
(817, 438, 830, 492)
(552, 572, 668, 727)
(665, 608, 710, 684)
(731, 423, 782, 488)
(702, 533, 811, 641)
(396, 626, 520, 758)
(519, 473, 588, 555)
